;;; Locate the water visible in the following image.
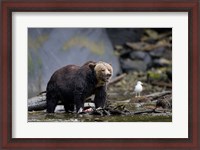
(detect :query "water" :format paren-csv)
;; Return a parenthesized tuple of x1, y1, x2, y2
(28, 111, 172, 122)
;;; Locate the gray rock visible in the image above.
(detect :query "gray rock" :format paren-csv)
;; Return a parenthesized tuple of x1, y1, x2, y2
(84, 103, 95, 108)
(163, 49, 172, 60)
(28, 28, 121, 97)
(120, 58, 147, 72)
(153, 58, 171, 67)
(130, 51, 146, 59)
(130, 51, 152, 67)
(150, 47, 172, 60)
(150, 47, 165, 58)
(156, 99, 172, 109)
(55, 106, 65, 112)
(106, 28, 143, 45)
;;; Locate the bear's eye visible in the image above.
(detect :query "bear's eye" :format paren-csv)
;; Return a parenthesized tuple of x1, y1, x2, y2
(101, 69, 105, 71)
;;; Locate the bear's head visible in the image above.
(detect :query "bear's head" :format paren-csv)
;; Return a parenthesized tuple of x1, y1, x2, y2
(89, 61, 113, 86)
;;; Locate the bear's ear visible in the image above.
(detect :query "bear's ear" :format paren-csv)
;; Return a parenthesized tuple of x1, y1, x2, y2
(89, 62, 96, 69)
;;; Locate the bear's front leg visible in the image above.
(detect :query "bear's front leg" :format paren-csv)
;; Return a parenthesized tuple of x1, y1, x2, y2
(74, 90, 84, 113)
(94, 86, 107, 109)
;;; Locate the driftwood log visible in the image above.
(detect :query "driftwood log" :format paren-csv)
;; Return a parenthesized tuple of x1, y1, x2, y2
(108, 73, 126, 85)
(28, 93, 46, 111)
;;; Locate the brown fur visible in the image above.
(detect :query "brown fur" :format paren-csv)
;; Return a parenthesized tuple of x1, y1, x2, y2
(46, 61, 113, 113)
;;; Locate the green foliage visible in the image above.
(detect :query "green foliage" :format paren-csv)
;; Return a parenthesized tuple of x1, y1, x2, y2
(62, 36, 105, 55)
(147, 69, 168, 82)
(28, 54, 35, 75)
(28, 53, 43, 76)
(28, 34, 49, 50)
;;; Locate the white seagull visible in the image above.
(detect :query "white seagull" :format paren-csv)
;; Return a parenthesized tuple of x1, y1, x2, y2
(134, 81, 143, 97)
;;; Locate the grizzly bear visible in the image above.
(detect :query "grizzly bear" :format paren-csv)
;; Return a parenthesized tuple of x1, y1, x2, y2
(46, 61, 113, 113)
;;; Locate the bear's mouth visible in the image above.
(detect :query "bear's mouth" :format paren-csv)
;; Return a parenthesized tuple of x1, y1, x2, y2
(99, 75, 111, 83)
(104, 77, 111, 82)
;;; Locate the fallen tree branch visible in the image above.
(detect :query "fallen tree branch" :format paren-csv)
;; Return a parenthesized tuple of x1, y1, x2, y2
(132, 91, 171, 103)
(151, 81, 172, 88)
(108, 73, 127, 86)
(146, 91, 171, 99)
(133, 109, 164, 115)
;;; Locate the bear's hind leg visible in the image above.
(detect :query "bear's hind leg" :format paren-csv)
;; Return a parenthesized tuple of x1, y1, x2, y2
(74, 98, 84, 113)
(47, 97, 58, 113)
(64, 103, 74, 113)
(73, 90, 84, 113)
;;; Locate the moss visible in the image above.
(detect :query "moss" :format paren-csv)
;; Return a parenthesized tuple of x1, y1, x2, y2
(28, 53, 43, 75)
(148, 72, 161, 80)
(147, 69, 168, 81)
(62, 36, 105, 55)
(28, 54, 35, 75)
(28, 34, 49, 50)
(37, 57, 43, 70)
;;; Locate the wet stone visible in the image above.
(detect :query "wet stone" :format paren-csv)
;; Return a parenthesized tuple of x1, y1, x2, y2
(150, 47, 165, 58)
(120, 59, 147, 72)
(153, 58, 171, 67)
(130, 51, 152, 67)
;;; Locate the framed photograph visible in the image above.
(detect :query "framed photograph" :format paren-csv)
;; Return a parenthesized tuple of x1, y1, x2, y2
(1, 0, 199, 149)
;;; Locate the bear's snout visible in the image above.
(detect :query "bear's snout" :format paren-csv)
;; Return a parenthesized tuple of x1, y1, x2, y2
(106, 73, 112, 77)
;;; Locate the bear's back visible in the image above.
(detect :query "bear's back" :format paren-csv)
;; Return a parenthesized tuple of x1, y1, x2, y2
(47, 65, 80, 91)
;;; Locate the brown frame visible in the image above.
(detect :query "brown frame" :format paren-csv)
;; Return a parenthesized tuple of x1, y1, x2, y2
(1, 0, 199, 149)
